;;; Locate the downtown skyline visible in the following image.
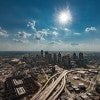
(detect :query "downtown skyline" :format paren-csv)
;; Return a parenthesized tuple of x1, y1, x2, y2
(0, 0, 100, 51)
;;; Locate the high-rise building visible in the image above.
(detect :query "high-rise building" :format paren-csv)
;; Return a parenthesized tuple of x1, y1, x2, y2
(58, 52, 61, 64)
(72, 53, 78, 65)
(53, 53, 57, 65)
(79, 52, 83, 60)
(62, 54, 71, 69)
(45, 51, 49, 58)
(73, 53, 77, 60)
(49, 54, 52, 64)
(41, 50, 43, 57)
(45, 51, 49, 64)
(78, 52, 86, 67)
(67, 54, 71, 69)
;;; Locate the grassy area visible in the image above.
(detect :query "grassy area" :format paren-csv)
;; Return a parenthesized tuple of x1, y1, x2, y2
(80, 79, 90, 86)
(37, 74, 47, 83)
(68, 77, 90, 87)
(68, 78, 79, 86)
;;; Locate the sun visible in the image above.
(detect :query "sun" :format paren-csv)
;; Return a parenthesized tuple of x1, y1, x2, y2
(58, 9, 72, 25)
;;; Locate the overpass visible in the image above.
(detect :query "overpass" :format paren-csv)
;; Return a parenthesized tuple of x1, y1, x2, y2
(31, 68, 99, 100)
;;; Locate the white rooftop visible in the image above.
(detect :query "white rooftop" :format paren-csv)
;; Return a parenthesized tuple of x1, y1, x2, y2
(16, 87, 26, 95)
(13, 79, 23, 86)
(11, 58, 20, 62)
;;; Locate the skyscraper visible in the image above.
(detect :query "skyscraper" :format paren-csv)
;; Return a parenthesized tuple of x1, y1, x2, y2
(62, 54, 71, 69)
(41, 50, 43, 58)
(49, 54, 52, 64)
(58, 52, 61, 64)
(45, 51, 49, 58)
(53, 53, 57, 65)
(45, 51, 49, 64)
(67, 54, 71, 69)
(78, 52, 86, 67)
(73, 53, 77, 60)
(79, 52, 83, 60)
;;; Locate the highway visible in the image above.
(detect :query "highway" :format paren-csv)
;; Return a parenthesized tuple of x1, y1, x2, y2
(31, 72, 60, 100)
(31, 70, 68, 100)
(31, 68, 100, 100)
(31, 70, 77, 100)
(48, 76, 66, 100)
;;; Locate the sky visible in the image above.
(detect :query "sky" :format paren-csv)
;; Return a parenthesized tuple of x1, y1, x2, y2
(0, 0, 100, 51)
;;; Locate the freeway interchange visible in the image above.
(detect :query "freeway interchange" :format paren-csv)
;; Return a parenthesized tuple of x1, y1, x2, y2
(31, 68, 100, 100)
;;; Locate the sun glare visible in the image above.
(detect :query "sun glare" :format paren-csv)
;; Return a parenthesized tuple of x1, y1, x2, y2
(58, 9, 72, 25)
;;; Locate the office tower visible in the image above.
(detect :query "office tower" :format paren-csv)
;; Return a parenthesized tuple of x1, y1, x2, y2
(73, 53, 77, 60)
(45, 51, 49, 64)
(53, 53, 57, 65)
(49, 54, 52, 64)
(67, 54, 71, 69)
(45, 51, 49, 58)
(62, 54, 71, 69)
(78, 52, 86, 67)
(79, 52, 83, 60)
(41, 50, 43, 57)
(72, 53, 78, 65)
(58, 52, 61, 64)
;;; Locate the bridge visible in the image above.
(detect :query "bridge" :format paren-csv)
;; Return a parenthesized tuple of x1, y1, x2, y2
(31, 68, 100, 100)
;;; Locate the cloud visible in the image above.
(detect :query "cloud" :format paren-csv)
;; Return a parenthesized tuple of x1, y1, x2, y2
(49, 40, 64, 45)
(49, 41, 56, 45)
(52, 27, 58, 31)
(0, 27, 8, 37)
(41, 29, 49, 36)
(17, 31, 31, 39)
(27, 20, 36, 30)
(73, 33, 81, 35)
(71, 43, 79, 46)
(85, 27, 96, 32)
(27, 19, 50, 41)
(13, 38, 29, 43)
(34, 29, 49, 40)
(52, 31, 59, 36)
(58, 40, 63, 43)
(14, 31, 31, 43)
(13, 39, 23, 43)
(34, 33, 44, 40)
(49, 41, 58, 45)
(58, 27, 72, 36)
(64, 28, 71, 32)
